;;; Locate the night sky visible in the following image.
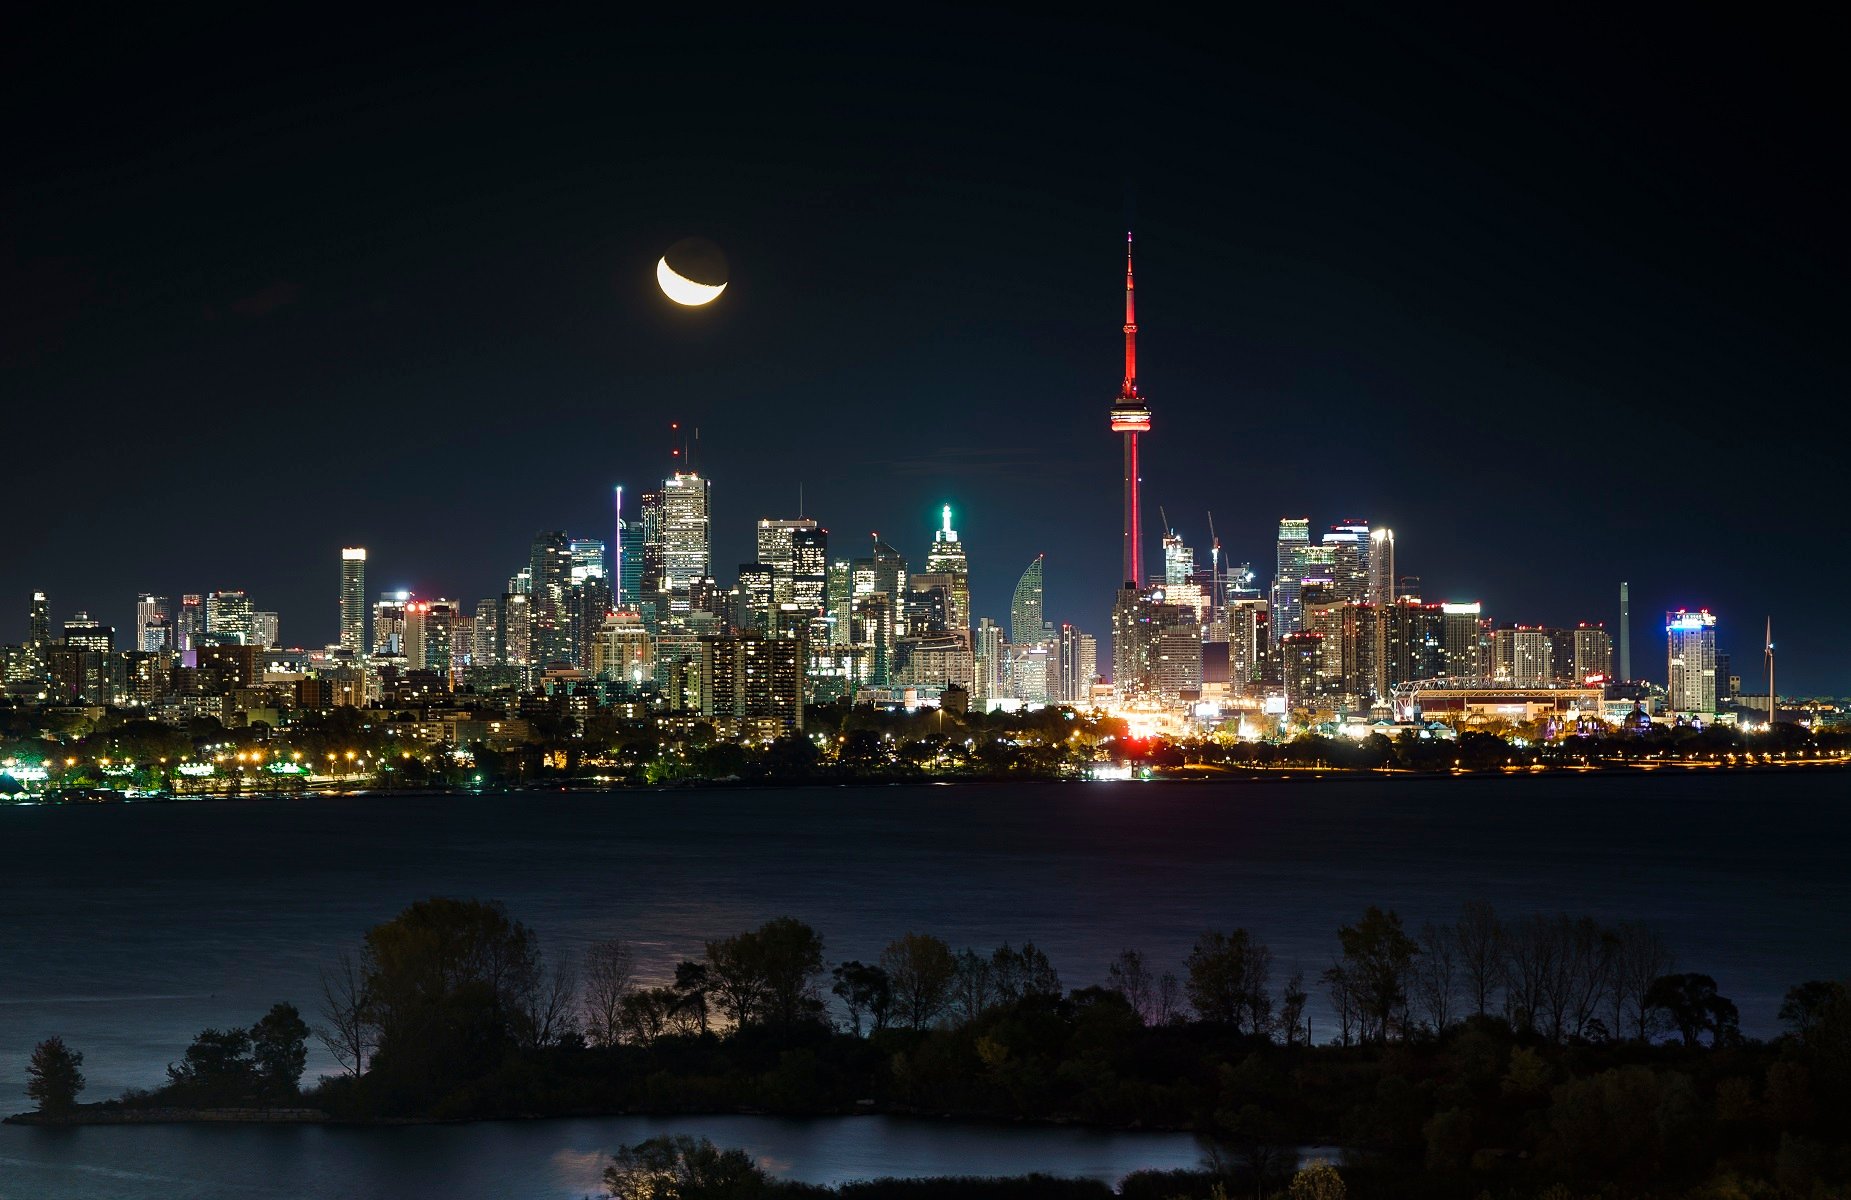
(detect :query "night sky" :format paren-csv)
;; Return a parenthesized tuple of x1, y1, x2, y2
(5, 12, 1844, 691)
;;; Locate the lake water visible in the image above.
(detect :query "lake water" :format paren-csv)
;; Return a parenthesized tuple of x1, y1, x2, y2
(0, 1115, 1208, 1198)
(1, 773, 1847, 1193)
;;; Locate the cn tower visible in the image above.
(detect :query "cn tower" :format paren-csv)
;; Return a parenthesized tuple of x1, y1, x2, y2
(1108, 232, 1151, 587)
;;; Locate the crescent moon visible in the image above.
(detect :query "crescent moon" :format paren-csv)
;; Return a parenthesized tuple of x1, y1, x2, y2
(657, 256, 727, 306)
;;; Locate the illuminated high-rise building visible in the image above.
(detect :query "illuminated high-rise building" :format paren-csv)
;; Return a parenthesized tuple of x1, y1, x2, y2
(923, 505, 971, 640)
(1323, 522, 1370, 604)
(660, 471, 712, 601)
(1666, 608, 1717, 718)
(62, 613, 114, 653)
(372, 592, 409, 656)
(1440, 602, 1483, 683)
(756, 517, 819, 607)
(1227, 598, 1271, 693)
(1010, 554, 1048, 645)
(251, 611, 279, 649)
(1108, 232, 1151, 587)
(205, 590, 255, 644)
(472, 598, 500, 666)
(136, 593, 172, 653)
(1367, 528, 1396, 607)
(593, 609, 653, 684)
(28, 591, 52, 649)
(569, 539, 608, 584)
(1057, 623, 1097, 704)
(1492, 626, 1552, 687)
(637, 488, 666, 603)
(1271, 518, 1311, 641)
(1571, 623, 1613, 684)
(614, 489, 645, 609)
(339, 548, 367, 654)
(1111, 584, 1201, 705)
(529, 531, 573, 667)
(1280, 632, 1326, 710)
(499, 591, 532, 671)
(1162, 529, 1195, 587)
(974, 617, 1005, 704)
(175, 594, 204, 653)
(734, 562, 776, 635)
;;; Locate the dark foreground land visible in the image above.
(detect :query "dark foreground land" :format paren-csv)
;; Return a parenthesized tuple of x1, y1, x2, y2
(14, 893, 1851, 1199)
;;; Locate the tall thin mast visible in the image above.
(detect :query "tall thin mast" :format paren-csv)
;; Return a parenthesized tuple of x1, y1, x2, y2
(1121, 231, 1138, 398)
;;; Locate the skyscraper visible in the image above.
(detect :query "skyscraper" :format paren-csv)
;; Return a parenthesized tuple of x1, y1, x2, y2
(1666, 608, 1717, 718)
(205, 590, 255, 644)
(1323, 522, 1370, 604)
(1571, 623, 1613, 684)
(529, 531, 572, 667)
(136, 593, 172, 653)
(1111, 584, 1202, 705)
(1440, 602, 1483, 683)
(614, 487, 645, 608)
(922, 505, 971, 641)
(974, 616, 1005, 704)
(339, 548, 367, 654)
(1058, 623, 1097, 704)
(1162, 529, 1195, 587)
(28, 591, 51, 649)
(660, 471, 712, 600)
(175, 594, 204, 653)
(1270, 518, 1311, 641)
(1367, 528, 1396, 607)
(1108, 232, 1151, 587)
(569, 539, 608, 584)
(756, 517, 819, 607)
(1011, 554, 1047, 645)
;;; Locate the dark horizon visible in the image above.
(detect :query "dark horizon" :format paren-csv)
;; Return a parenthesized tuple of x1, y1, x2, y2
(5, 12, 1845, 690)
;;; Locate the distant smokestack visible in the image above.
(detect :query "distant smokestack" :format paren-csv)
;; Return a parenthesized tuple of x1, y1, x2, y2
(1619, 581, 1631, 681)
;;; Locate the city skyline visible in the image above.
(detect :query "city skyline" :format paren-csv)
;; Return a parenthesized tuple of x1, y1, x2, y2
(4, 13, 1843, 691)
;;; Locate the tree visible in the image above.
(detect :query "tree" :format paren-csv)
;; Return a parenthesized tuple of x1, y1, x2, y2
(1107, 948, 1157, 1024)
(880, 933, 957, 1030)
(167, 1027, 256, 1099)
(26, 1036, 85, 1114)
(517, 949, 579, 1050)
(672, 960, 711, 1033)
(704, 917, 825, 1029)
(315, 949, 374, 1076)
(990, 942, 1060, 1003)
(949, 948, 995, 1023)
(1414, 921, 1457, 1034)
(582, 938, 637, 1047)
(1454, 901, 1504, 1018)
(1278, 971, 1310, 1046)
(1155, 970, 1184, 1025)
(1185, 929, 1274, 1036)
(1289, 1163, 1346, 1200)
(1779, 980, 1845, 1041)
(618, 987, 700, 1045)
(1644, 973, 1739, 1048)
(1609, 921, 1674, 1041)
(249, 1003, 310, 1100)
(1333, 907, 1419, 1042)
(831, 961, 893, 1036)
(604, 1135, 772, 1200)
(358, 897, 547, 1103)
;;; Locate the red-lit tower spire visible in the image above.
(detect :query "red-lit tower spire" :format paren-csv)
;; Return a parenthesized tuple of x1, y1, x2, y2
(1109, 231, 1152, 587)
